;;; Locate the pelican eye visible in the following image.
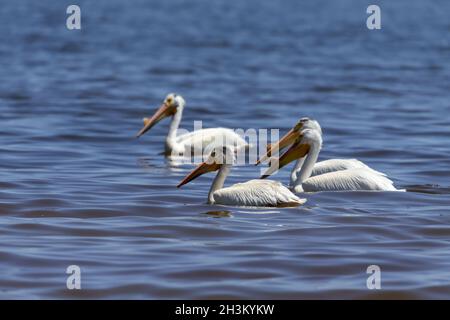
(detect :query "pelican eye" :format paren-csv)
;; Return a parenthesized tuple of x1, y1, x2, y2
(294, 123, 303, 130)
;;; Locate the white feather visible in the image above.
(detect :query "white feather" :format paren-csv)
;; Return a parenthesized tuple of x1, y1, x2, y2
(213, 179, 306, 207)
(311, 159, 387, 177)
(175, 128, 247, 154)
(300, 168, 398, 192)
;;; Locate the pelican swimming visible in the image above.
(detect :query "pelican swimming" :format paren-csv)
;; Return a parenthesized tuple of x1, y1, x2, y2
(260, 128, 401, 192)
(136, 93, 248, 157)
(257, 117, 386, 182)
(177, 146, 306, 207)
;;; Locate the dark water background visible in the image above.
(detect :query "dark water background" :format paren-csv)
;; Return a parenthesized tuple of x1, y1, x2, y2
(0, 0, 449, 299)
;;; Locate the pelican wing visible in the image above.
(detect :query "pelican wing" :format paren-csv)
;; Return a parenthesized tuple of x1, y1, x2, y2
(176, 128, 247, 152)
(213, 179, 306, 207)
(303, 168, 399, 192)
(311, 159, 387, 177)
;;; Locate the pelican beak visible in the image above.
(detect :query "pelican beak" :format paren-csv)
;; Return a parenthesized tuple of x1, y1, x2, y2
(260, 140, 310, 179)
(136, 103, 176, 138)
(256, 128, 300, 165)
(177, 161, 221, 188)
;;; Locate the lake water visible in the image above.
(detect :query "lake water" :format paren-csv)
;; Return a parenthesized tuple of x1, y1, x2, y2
(0, 0, 449, 299)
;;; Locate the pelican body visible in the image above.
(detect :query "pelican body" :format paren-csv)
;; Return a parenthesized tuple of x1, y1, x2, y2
(136, 94, 248, 157)
(258, 119, 401, 192)
(177, 147, 306, 207)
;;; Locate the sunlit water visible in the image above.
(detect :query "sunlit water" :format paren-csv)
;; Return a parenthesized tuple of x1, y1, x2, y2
(0, 0, 449, 299)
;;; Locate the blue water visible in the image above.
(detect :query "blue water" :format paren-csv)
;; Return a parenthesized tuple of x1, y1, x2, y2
(0, 0, 449, 299)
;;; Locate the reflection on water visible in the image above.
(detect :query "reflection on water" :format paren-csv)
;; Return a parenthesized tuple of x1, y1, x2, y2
(0, 0, 449, 299)
(405, 184, 450, 195)
(203, 211, 233, 218)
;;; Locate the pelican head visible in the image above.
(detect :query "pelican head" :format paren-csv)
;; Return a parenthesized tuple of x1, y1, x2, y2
(136, 93, 186, 138)
(177, 146, 235, 188)
(256, 117, 322, 165)
(260, 129, 322, 179)
(294, 117, 322, 134)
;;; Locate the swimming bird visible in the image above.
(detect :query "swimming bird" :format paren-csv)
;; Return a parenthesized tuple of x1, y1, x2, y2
(177, 146, 306, 207)
(257, 117, 387, 186)
(260, 128, 401, 192)
(136, 93, 248, 157)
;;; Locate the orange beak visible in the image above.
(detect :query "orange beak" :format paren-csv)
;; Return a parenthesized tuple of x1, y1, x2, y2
(260, 140, 310, 179)
(256, 128, 301, 165)
(136, 103, 177, 138)
(177, 161, 221, 188)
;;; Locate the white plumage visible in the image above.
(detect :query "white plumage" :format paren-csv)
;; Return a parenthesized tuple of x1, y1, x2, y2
(310, 159, 387, 177)
(300, 168, 397, 192)
(137, 94, 248, 157)
(213, 179, 306, 207)
(172, 127, 247, 156)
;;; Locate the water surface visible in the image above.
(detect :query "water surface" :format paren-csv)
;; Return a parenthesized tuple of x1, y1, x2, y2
(0, 0, 449, 299)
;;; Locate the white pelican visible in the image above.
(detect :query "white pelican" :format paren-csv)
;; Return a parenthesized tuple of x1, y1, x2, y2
(257, 117, 385, 182)
(136, 93, 248, 157)
(260, 129, 402, 192)
(177, 147, 306, 207)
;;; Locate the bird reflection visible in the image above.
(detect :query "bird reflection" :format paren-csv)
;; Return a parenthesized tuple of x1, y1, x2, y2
(202, 210, 233, 218)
